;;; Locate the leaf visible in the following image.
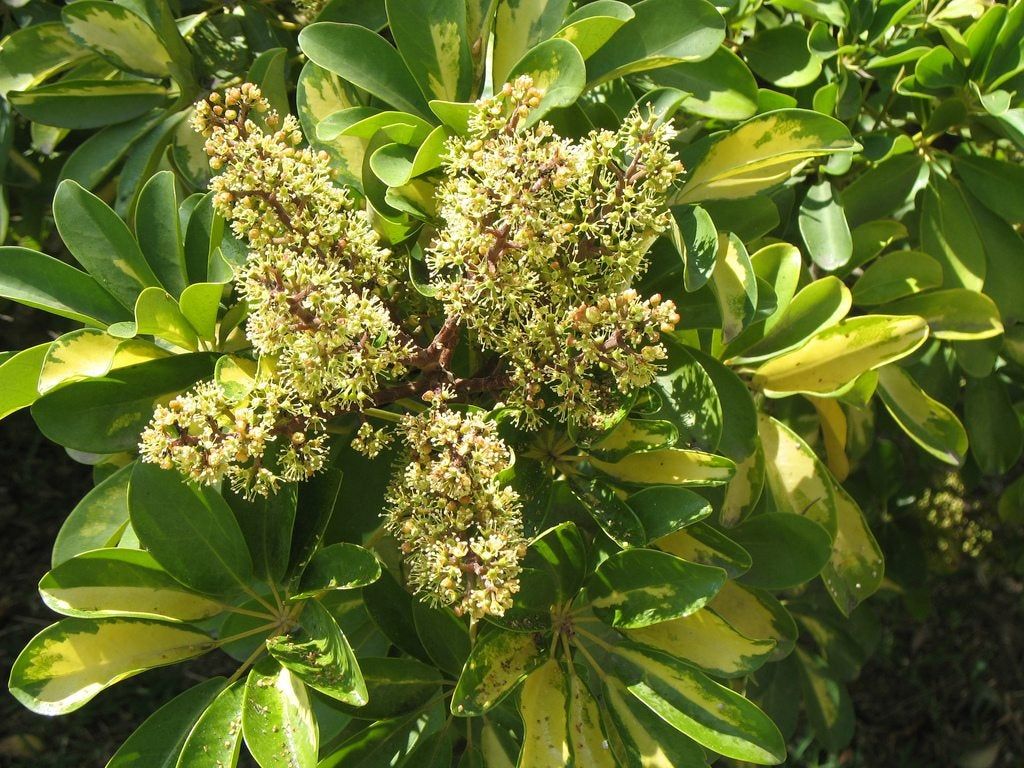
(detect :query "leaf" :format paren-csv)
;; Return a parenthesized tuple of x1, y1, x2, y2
(555, 1, 636, 60)
(745, 25, 822, 88)
(9, 617, 213, 715)
(585, 0, 726, 87)
(604, 641, 786, 764)
(674, 110, 857, 204)
(53, 463, 133, 567)
(31, 353, 214, 453)
(591, 449, 736, 487)
(517, 659, 570, 766)
(0, 22, 90, 95)
(295, 542, 381, 597)
(179, 282, 224, 343)
(709, 581, 796, 661)
(649, 337, 723, 451)
(412, 601, 470, 677)
(877, 365, 967, 465)
(671, 205, 718, 292)
(655, 523, 752, 578)
(624, 608, 776, 678)
(451, 628, 547, 716)
(627, 486, 711, 541)
(54, 179, 160, 309)
(107, 678, 225, 768)
(586, 548, 726, 628)
(508, 39, 586, 126)
(0, 342, 49, 420)
(227, 484, 298, 584)
(524, 520, 587, 604)
(820, 480, 884, 616)
(62, 1, 175, 80)
(299, 23, 431, 118)
(586, 418, 677, 461)
(965, 374, 1024, 476)
(568, 477, 647, 548)
(710, 232, 758, 343)
(129, 462, 254, 597)
(851, 250, 943, 305)
(297, 61, 368, 190)
(883, 289, 1003, 340)
(491, 0, 570, 85)
(799, 180, 852, 271)
(566, 668, 617, 767)
(134, 287, 199, 350)
(60, 110, 165, 191)
(0, 246, 130, 326)
(730, 514, 833, 590)
(647, 46, 758, 121)
(920, 175, 985, 291)
(841, 154, 929, 227)
(386, 0, 473, 102)
(954, 154, 1024, 225)
(243, 660, 318, 768)
(326, 656, 443, 719)
(757, 414, 837, 536)
(134, 171, 188, 298)
(267, 600, 367, 706)
(752, 315, 929, 396)
(176, 681, 245, 768)
(39, 548, 225, 622)
(795, 650, 854, 752)
(8, 81, 168, 129)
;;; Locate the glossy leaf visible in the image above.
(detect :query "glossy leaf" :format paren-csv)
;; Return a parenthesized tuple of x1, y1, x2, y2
(176, 681, 245, 768)
(877, 365, 968, 465)
(820, 480, 884, 616)
(730, 514, 833, 590)
(591, 448, 735, 487)
(451, 628, 547, 716)
(242, 660, 318, 768)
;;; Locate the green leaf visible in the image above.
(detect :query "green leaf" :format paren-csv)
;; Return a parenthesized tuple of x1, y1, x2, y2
(799, 180, 852, 271)
(268, 599, 367, 706)
(920, 175, 985, 291)
(851, 250, 943, 305)
(877, 365, 968, 465)
(757, 414, 837, 536)
(517, 659, 570, 766)
(108, 678, 226, 768)
(555, 1, 636, 60)
(585, 0, 725, 87)
(413, 601, 471, 677)
(39, 548, 225, 621)
(226, 484, 298, 585)
(134, 287, 199, 349)
(176, 681, 245, 768)
(624, 608, 776, 678)
(914, 45, 965, 88)
(31, 353, 213, 453)
(883, 289, 1003, 340)
(299, 23, 431, 118)
(568, 477, 647, 548)
(53, 463, 132, 567)
(60, 110, 165, 191)
(730, 514, 833, 590)
(965, 374, 1024, 476)
(745, 25, 822, 88)
(655, 523, 751, 578)
(451, 628, 547, 716)
(673, 110, 857, 204)
(129, 462, 254, 597)
(627, 486, 711, 540)
(591, 449, 736, 487)
(295, 542, 381, 597)
(820, 479, 884, 616)
(647, 46, 758, 121)
(524, 520, 587, 604)
(0, 22, 90, 95)
(508, 39, 586, 126)
(243, 660, 318, 768)
(491, 0, 570, 85)
(0, 342, 49, 420)
(842, 154, 929, 228)
(955, 154, 1024, 225)
(135, 171, 189, 298)
(9, 617, 213, 715)
(325, 655, 443, 718)
(8, 81, 167, 129)
(386, 0, 473, 102)
(179, 282, 224, 343)
(752, 315, 929, 396)
(0, 246, 130, 326)
(650, 337, 723, 451)
(604, 641, 786, 764)
(670, 205, 717, 292)
(62, 1, 175, 79)
(586, 418, 678, 461)
(795, 649, 854, 752)
(586, 548, 726, 628)
(54, 179, 160, 309)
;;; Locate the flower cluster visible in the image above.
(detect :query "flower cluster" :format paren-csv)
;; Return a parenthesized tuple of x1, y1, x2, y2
(385, 402, 526, 619)
(139, 380, 327, 496)
(429, 76, 683, 428)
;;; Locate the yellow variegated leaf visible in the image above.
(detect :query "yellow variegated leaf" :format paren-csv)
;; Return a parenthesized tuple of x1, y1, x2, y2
(0, 343, 51, 419)
(591, 449, 735, 486)
(296, 62, 368, 190)
(624, 609, 776, 677)
(810, 397, 850, 481)
(752, 315, 928, 396)
(758, 414, 837, 535)
(567, 668, 616, 767)
(821, 479, 884, 616)
(707, 581, 796, 662)
(876, 364, 967, 466)
(518, 659, 570, 767)
(720, 445, 764, 527)
(62, 1, 174, 80)
(38, 329, 120, 394)
(492, 0, 570, 85)
(215, 355, 259, 402)
(10, 617, 213, 715)
(451, 629, 547, 716)
(387, 0, 474, 101)
(711, 232, 757, 343)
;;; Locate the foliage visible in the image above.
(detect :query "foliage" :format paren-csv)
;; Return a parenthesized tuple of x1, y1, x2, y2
(0, 0, 1021, 765)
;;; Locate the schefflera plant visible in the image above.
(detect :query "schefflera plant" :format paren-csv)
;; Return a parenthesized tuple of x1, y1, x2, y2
(0, 1, 943, 766)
